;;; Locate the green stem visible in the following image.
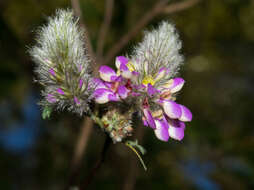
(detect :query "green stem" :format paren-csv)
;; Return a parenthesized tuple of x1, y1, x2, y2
(90, 113, 104, 128)
(125, 142, 147, 171)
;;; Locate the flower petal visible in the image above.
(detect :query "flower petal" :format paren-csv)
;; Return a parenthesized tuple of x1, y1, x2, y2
(49, 68, 56, 76)
(154, 119, 169, 141)
(179, 105, 192, 122)
(163, 78, 185, 93)
(74, 96, 81, 105)
(143, 117, 149, 126)
(147, 84, 159, 96)
(93, 88, 114, 104)
(108, 93, 120, 101)
(143, 108, 156, 129)
(154, 67, 170, 82)
(117, 85, 129, 99)
(99, 65, 117, 82)
(133, 84, 146, 90)
(116, 59, 134, 79)
(47, 94, 57, 103)
(131, 92, 141, 96)
(115, 56, 129, 69)
(162, 100, 181, 119)
(121, 67, 132, 79)
(57, 88, 64, 95)
(168, 120, 185, 141)
(93, 78, 108, 89)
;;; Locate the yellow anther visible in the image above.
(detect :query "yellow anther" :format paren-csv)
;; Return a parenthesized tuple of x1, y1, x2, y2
(142, 75, 155, 86)
(126, 61, 135, 72)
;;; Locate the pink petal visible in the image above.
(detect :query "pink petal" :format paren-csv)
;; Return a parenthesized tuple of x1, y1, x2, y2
(147, 84, 159, 96)
(79, 79, 83, 88)
(163, 78, 185, 93)
(154, 67, 170, 81)
(47, 94, 57, 103)
(99, 65, 117, 82)
(131, 92, 141, 96)
(162, 100, 181, 119)
(143, 108, 156, 129)
(49, 68, 56, 76)
(179, 105, 192, 122)
(108, 93, 120, 101)
(115, 56, 129, 69)
(121, 68, 132, 79)
(93, 88, 114, 104)
(74, 96, 81, 105)
(93, 78, 108, 89)
(168, 120, 185, 141)
(117, 85, 128, 99)
(143, 118, 149, 126)
(154, 119, 169, 141)
(57, 88, 64, 95)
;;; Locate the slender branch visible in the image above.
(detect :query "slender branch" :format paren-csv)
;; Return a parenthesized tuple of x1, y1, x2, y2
(79, 135, 112, 190)
(163, 0, 201, 14)
(71, 118, 93, 169)
(104, 0, 168, 65)
(66, 1, 97, 189)
(65, 118, 93, 189)
(96, 0, 114, 58)
(104, 0, 201, 65)
(71, 0, 95, 63)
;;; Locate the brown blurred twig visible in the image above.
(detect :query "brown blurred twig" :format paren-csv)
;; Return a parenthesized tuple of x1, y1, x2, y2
(66, 118, 93, 188)
(104, 0, 201, 65)
(163, 0, 200, 14)
(104, 0, 168, 65)
(96, 0, 114, 58)
(71, 0, 95, 63)
(80, 136, 111, 190)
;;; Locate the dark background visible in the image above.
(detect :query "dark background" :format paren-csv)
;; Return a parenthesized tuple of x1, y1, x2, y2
(0, 0, 254, 189)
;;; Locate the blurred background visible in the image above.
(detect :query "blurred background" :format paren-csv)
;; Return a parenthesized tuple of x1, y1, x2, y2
(1, 0, 254, 189)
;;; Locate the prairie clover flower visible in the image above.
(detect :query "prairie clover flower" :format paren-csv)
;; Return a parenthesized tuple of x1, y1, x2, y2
(93, 56, 138, 104)
(30, 8, 193, 172)
(94, 22, 192, 142)
(30, 9, 93, 115)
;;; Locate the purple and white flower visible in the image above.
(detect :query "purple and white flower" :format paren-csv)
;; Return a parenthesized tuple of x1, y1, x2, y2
(93, 55, 192, 142)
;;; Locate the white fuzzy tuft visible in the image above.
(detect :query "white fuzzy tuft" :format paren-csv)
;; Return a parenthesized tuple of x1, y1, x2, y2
(131, 21, 184, 85)
(29, 9, 93, 115)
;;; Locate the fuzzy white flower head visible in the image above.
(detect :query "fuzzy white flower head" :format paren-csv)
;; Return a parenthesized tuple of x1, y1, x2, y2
(130, 21, 184, 87)
(30, 9, 93, 115)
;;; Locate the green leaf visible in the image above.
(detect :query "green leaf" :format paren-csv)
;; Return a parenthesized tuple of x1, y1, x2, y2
(126, 140, 146, 155)
(125, 140, 147, 171)
(42, 106, 52, 119)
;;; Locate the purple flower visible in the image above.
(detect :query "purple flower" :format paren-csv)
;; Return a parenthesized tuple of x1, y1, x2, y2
(115, 56, 139, 80)
(93, 55, 192, 142)
(136, 67, 192, 141)
(93, 56, 139, 104)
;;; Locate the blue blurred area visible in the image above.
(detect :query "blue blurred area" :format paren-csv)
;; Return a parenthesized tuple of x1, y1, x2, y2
(182, 159, 220, 190)
(0, 92, 42, 155)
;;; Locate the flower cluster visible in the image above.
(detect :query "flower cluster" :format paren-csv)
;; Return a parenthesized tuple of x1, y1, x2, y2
(94, 56, 192, 141)
(30, 9, 192, 144)
(93, 22, 192, 142)
(30, 9, 93, 115)
(93, 56, 138, 104)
